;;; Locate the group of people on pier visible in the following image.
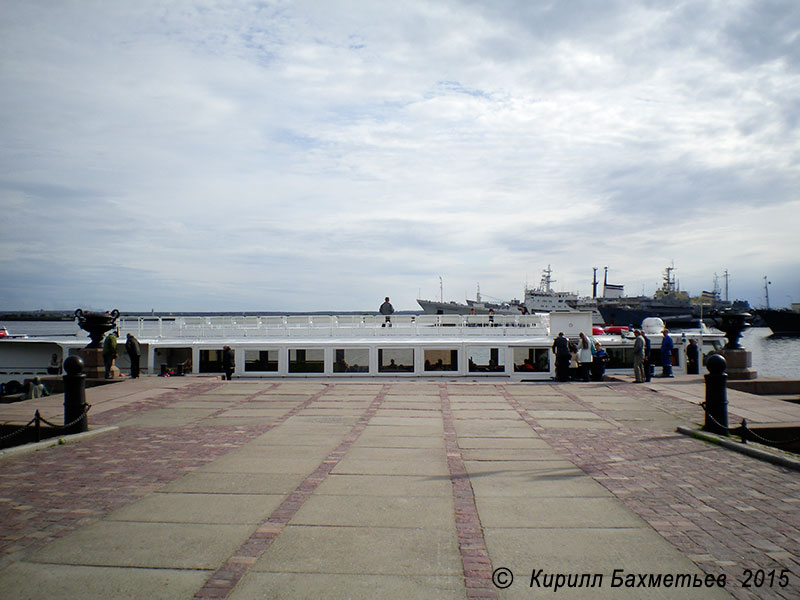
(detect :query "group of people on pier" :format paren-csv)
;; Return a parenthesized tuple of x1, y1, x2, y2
(632, 327, 686, 383)
(551, 332, 609, 382)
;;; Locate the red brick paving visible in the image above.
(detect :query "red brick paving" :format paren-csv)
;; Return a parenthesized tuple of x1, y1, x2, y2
(440, 383, 498, 599)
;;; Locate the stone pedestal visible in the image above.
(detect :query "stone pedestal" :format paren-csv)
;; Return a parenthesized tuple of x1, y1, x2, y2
(77, 348, 119, 379)
(721, 348, 757, 380)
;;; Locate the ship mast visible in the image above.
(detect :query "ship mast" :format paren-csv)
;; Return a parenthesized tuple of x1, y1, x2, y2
(592, 267, 598, 299)
(540, 265, 555, 292)
(764, 276, 771, 309)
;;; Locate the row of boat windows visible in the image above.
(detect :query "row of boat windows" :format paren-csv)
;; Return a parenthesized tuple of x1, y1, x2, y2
(194, 346, 644, 374)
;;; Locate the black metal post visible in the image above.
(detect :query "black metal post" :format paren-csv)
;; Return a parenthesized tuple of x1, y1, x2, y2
(703, 354, 728, 435)
(63, 355, 88, 435)
(35, 410, 41, 442)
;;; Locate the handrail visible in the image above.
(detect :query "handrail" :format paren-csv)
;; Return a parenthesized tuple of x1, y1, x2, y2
(118, 314, 552, 339)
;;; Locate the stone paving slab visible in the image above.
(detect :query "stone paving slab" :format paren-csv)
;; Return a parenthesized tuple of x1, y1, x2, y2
(456, 437, 551, 449)
(464, 460, 578, 474)
(290, 495, 455, 528)
(353, 434, 445, 448)
(461, 448, 570, 461)
(454, 421, 538, 437)
(476, 496, 646, 528)
(331, 457, 449, 476)
(343, 446, 447, 460)
(229, 572, 466, 600)
(0, 563, 211, 600)
(160, 472, 305, 495)
(536, 419, 616, 429)
(195, 456, 324, 474)
(105, 492, 285, 524)
(27, 521, 254, 569)
(251, 525, 462, 575)
(359, 424, 445, 436)
(314, 474, 452, 497)
(469, 473, 612, 498)
(219, 408, 298, 418)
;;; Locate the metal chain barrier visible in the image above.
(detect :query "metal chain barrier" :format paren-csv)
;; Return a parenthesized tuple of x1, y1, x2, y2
(700, 401, 800, 448)
(0, 403, 92, 447)
(0, 415, 38, 443)
(39, 403, 92, 430)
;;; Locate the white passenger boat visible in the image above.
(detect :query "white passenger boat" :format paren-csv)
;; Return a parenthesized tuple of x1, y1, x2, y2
(0, 313, 725, 384)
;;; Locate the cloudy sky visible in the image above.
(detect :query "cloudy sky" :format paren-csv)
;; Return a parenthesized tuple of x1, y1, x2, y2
(1, 0, 798, 312)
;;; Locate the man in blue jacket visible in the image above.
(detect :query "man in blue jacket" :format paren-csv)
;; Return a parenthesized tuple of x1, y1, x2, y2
(660, 329, 674, 377)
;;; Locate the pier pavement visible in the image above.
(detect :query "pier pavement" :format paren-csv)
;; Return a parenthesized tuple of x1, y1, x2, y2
(0, 374, 797, 599)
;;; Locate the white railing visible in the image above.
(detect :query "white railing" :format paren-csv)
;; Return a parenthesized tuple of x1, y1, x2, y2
(118, 314, 551, 339)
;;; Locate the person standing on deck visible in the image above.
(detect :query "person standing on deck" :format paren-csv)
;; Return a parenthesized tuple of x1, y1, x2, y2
(380, 297, 394, 327)
(126, 333, 141, 379)
(102, 330, 118, 379)
(222, 345, 235, 380)
(660, 329, 674, 377)
(633, 329, 645, 383)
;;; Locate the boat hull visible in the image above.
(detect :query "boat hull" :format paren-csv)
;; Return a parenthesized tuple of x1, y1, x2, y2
(756, 309, 800, 336)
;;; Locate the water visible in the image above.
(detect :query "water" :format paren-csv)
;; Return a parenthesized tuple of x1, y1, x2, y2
(2, 322, 799, 378)
(2, 320, 88, 340)
(740, 327, 800, 379)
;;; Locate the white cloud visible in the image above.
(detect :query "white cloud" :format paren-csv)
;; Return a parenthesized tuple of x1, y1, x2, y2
(1, 0, 798, 312)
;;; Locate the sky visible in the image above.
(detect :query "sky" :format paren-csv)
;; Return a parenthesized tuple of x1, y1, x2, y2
(1, 0, 798, 312)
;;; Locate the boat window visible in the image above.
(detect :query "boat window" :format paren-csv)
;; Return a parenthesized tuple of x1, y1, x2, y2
(334, 348, 369, 373)
(197, 349, 223, 373)
(288, 348, 324, 373)
(512, 347, 550, 372)
(378, 348, 414, 373)
(605, 347, 633, 368)
(467, 347, 505, 372)
(423, 349, 458, 371)
(245, 349, 279, 372)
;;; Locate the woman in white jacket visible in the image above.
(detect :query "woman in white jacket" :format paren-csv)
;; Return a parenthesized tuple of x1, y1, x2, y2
(578, 332, 593, 382)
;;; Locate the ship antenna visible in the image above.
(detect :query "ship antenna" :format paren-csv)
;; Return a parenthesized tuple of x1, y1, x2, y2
(439, 276, 443, 302)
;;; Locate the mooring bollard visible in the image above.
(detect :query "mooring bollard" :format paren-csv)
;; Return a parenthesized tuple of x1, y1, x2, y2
(63, 355, 88, 435)
(703, 353, 728, 435)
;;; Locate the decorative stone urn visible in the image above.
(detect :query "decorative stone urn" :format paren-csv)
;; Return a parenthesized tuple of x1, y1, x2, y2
(74, 309, 120, 378)
(711, 310, 757, 380)
(75, 309, 120, 348)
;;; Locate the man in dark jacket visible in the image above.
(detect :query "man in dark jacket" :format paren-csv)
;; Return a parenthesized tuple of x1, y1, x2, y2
(379, 297, 394, 327)
(222, 345, 235, 380)
(552, 332, 571, 382)
(125, 333, 141, 378)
